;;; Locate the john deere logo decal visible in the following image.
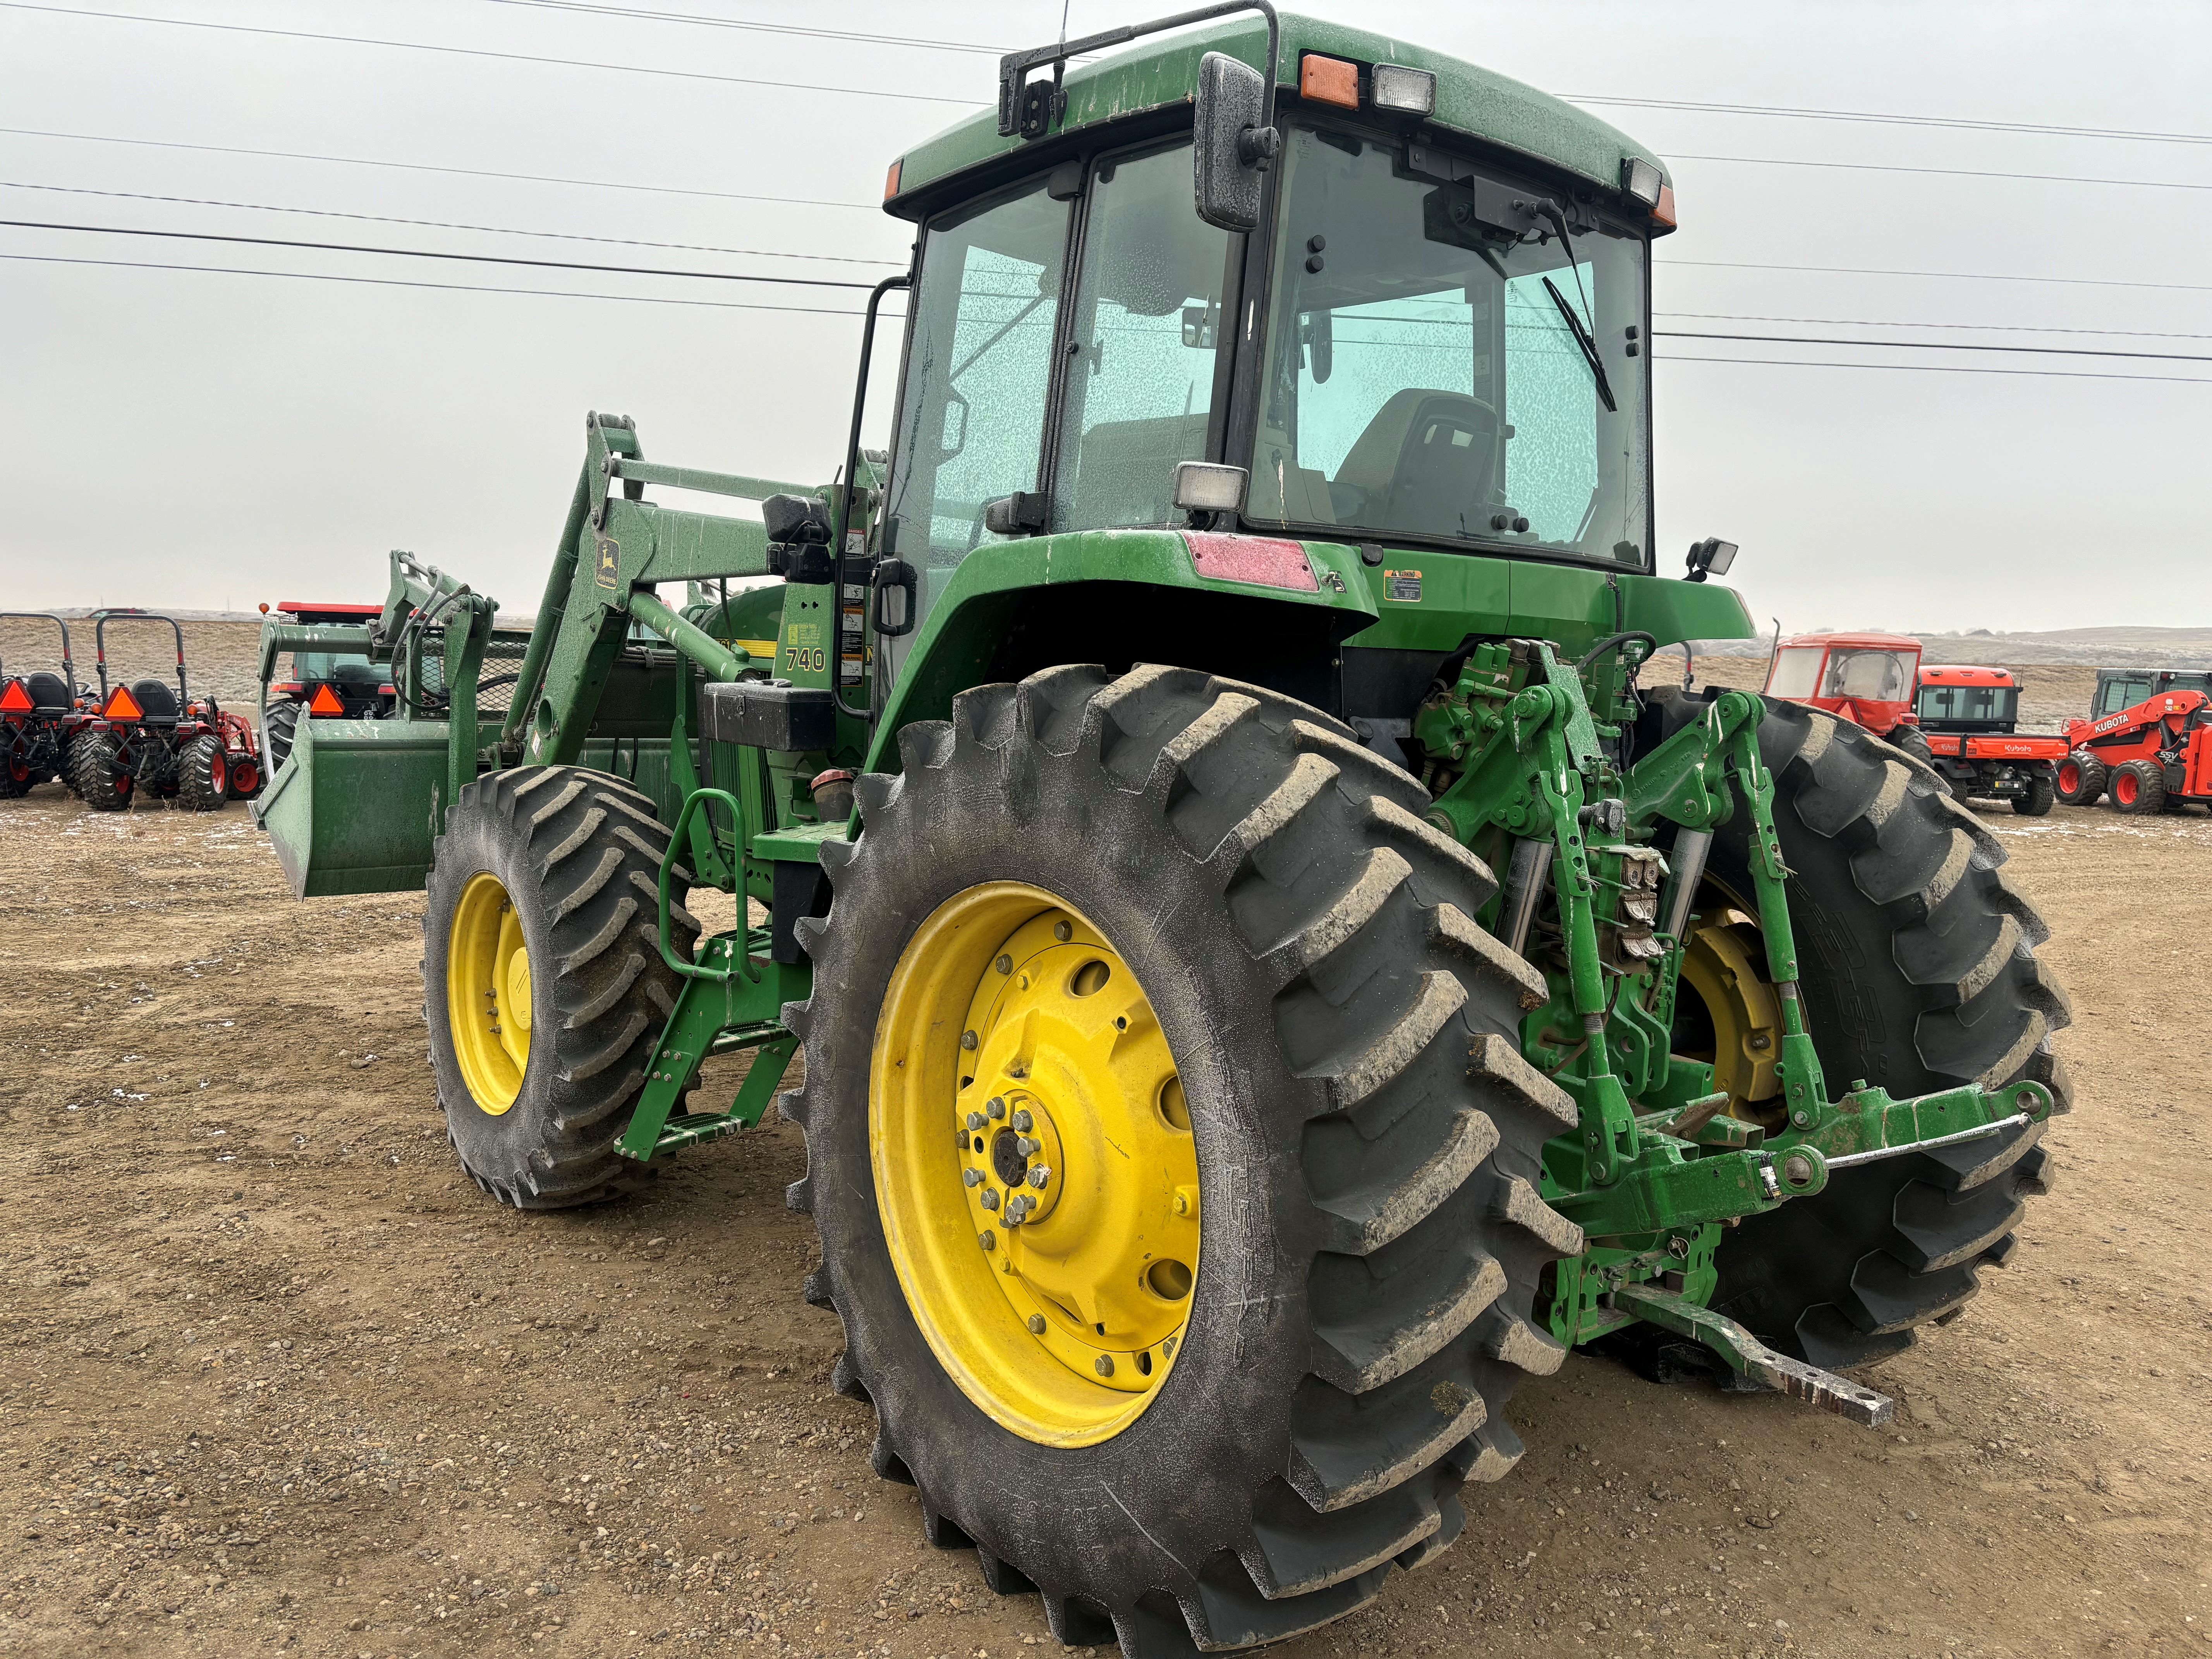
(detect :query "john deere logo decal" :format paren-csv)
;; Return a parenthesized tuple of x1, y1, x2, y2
(595, 534, 620, 589)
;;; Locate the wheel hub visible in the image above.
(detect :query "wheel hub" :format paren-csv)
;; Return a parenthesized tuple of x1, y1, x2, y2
(448, 871, 529, 1115)
(872, 882, 1199, 1445)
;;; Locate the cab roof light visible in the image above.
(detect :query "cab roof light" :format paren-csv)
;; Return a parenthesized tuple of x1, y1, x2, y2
(1370, 64, 1434, 116)
(1653, 183, 1678, 229)
(1621, 156, 1663, 210)
(883, 158, 902, 201)
(1299, 53, 1360, 110)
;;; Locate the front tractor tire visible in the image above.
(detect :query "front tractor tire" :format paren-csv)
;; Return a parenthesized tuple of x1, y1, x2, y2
(422, 766, 697, 1208)
(1662, 696, 2070, 1374)
(788, 665, 1582, 1657)
(68, 731, 134, 811)
(2054, 750, 2106, 807)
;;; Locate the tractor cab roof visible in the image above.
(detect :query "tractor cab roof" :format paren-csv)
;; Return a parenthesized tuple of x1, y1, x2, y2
(1775, 631, 1922, 654)
(885, 11, 1672, 229)
(278, 601, 383, 625)
(1920, 665, 2018, 689)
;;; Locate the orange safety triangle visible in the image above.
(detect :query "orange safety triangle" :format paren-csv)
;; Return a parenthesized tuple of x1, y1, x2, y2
(307, 684, 346, 716)
(103, 684, 143, 721)
(0, 679, 31, 714)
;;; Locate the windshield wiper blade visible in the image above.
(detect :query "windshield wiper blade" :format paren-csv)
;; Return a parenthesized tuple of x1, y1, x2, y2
(1541, 274, 1617, 413)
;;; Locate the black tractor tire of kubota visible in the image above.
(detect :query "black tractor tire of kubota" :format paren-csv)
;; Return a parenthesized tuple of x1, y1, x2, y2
(172, 733, 231, 812)
(2109, 758, 2167, 816)
(787, 664, 1583, 1657)
(2011, 770, 2057, 817)
(68, 730, 134, 811)
(421, 765, 699, 1209)
(264, 699, 301, 775)
(1648, 692, 2070, 1374)
(2054, 750, 2106, 806)
(0, 758, 29, 799)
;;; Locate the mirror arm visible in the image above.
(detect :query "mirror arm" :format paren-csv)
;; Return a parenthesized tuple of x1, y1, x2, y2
(829, 272, 913, 722)
(999, 1, 1279, 141)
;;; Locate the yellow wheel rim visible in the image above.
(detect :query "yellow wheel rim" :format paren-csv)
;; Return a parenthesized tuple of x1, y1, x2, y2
(871, 882, 1199, 1447)
(448, 871, 530, 1115)
(1677, 902, 1783, 1120)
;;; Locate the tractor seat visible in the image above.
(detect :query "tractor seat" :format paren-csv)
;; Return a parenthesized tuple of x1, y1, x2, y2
(23, 672, 70, 712)
(129, 678, 180, 721)
(1333, 390, 1501, 541)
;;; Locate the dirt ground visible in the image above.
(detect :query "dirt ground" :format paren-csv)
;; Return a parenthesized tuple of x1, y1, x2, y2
(3, 686, 2208, 1659)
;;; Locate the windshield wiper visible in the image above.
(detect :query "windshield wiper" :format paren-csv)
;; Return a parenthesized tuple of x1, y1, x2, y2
(1541, 275, 1617, 414)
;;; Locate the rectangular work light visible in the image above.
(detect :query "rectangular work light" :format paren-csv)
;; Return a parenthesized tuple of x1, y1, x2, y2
(1370, 64, 1435, 115)
(1172, 461, 1249, 514)
(1621, 156, 1663, 209)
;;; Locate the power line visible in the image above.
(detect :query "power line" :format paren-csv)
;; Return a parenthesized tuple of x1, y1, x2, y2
(1568, 94, 2212, 148)
(1654, 329, 2212, 364)
(481, 0, 1008, 56)
(0, 3, 978, 106)
(0, 249, 889, 316)
(1656, 257, 2212, 295)
(0, 180, 906, 266)
(0, 217, 881, 288)
(1656, 352, 2212, 386)
(1669, 151, 2212, 193)
(1656, 310, 2212, 342)
(0, 125, 884, 212)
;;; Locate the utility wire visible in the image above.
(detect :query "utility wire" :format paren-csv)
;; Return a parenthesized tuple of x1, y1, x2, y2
(484, 0, 2212, 150)
(0, 249, 891, 316)
(1656, 257, 2212, 295)
(1653, 329, 2212, 364)
(0, 180, 906, 265)
(0, 217, 880, 288)
(0, 3, 979, 106)
(1669, 151, 2212, 193)
(0, 125, 884, 212)
(1655, 310, 2212, 341)
(1655, 353, 2212, 386)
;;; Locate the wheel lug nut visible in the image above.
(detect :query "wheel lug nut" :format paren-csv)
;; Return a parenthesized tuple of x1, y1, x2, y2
(962, 1169, 983, 1188)
(966, 1111, 985, 1130)
(1016, 1136, 1039, 1157)
(979, 1231, 995, 1251)
(1027, 1315, 1047, 1335)
(987, 1097, 1006, 1121)
(1094, 1356, 1115, 1378)
(1011, 1108, 1032, 1132)
(961, 1030, 978, 1051)
(1053, 921, 1072, 941)
(1028, 1166, 1051, 1190)
(979, 1190, 1000, 1212)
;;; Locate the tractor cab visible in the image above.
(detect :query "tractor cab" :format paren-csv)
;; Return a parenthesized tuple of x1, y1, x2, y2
(2088, 666, 2212, 720)
(265, 601, 397, 718)
(1763, 631, 1922, 737)
(1915, 665, 2021, 734)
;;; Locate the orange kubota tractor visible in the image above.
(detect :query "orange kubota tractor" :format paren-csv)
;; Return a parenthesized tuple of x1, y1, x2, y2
(1912, 665, 2064, 816)
(2057, 675, 2212, 813)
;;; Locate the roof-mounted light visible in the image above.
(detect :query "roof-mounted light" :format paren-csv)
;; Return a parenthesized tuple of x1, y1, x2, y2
(1653, 184, 1678, 229)
(1370, 64, 1434, 115)
(883, 158, 903, 202)
(1621, 156, 1663, 209)
(1299, 53, 1360, 110)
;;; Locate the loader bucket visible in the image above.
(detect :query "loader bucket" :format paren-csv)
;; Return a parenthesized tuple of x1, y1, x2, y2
(253, 716, 452, 898)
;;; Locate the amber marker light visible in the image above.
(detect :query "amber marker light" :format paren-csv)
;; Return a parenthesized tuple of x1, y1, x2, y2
(1654, 185, 1678, 228)
(1299, 53, 1360, 109)
(884, 158, 903, 201)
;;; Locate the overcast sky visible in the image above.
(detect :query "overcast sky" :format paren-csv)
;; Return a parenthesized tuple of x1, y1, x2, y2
(1, 0, 2206, 634)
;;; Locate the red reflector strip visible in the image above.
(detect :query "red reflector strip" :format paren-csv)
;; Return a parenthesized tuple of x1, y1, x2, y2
(0, 680, 31, 713)
(1300, 53, 1360, 109)
(103, 685, 143, 720)
(1182, 532, 1319, 593)
(308, 685, 346, 716)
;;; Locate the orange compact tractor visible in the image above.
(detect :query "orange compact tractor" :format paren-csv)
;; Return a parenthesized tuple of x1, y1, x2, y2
(0, 611, 91, 797)
(2057, 675, 2212, 813)
(1761, 631, 1933, 761)
(70, 611, 263, 811)
(1910, 666, 2064, 816)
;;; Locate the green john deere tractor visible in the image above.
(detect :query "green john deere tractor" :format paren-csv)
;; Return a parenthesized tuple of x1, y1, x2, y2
(255, 7, 2068, 1651)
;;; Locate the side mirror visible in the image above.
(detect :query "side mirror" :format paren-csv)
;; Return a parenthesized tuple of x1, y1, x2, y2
(1684, 537, 1737, 582)
(1194, 52, 1278, 232)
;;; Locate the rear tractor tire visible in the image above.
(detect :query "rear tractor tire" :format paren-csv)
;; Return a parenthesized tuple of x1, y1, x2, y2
(173, 733, 231, 812)
(264, 699, 301, 775)
(422, 765, 698, 1209)
(2110, 758, 2166, 816)
(2011, 770, 2056, 817)
(1889, 724, 1936, 769)
(2054, 751, 2106, 806)
(68, 731, 134, 811)
(1657, 696, 2069, 1374)
(788, 664, 1582, 1657)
